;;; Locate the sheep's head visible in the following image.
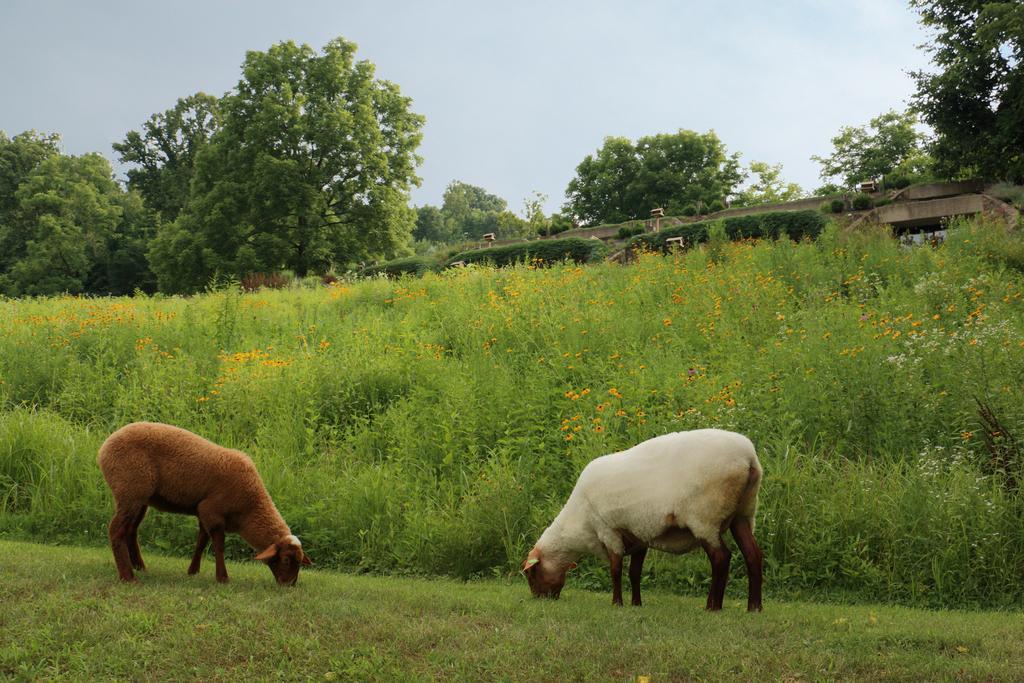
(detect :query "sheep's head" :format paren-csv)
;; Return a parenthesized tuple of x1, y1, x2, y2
(255, 534, 312, 586)
(522, 547, 575, 599)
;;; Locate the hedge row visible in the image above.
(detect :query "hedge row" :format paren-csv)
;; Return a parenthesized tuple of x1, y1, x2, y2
(446, 237, 607, 268)
(629, 210, 826, 252)
(359, 255, 439, 278)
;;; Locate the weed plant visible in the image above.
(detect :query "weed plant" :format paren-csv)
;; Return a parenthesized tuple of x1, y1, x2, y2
(1, 217, 1023, 607)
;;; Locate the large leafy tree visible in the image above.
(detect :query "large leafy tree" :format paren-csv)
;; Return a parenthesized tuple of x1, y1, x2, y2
(812, 110, 932, 190)
(113, 93, 220, 221)
(0, 152, 157, 296)
(0, 130, 61, 226)
(150, 38, 424, 293)
(413, 181, 531, 244)
(911, 1, 1024, 182)
(564, 130, 742, 226)
(732, 161, 804, 207)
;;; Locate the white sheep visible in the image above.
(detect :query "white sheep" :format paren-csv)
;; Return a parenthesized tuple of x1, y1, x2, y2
(523, 428, 763, 610)
(98, 422, 311, 585)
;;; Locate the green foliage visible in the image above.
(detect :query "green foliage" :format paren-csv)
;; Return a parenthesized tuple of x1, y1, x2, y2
(831, 198, 846, 213)
(708, 199, 726, 213)
(412, 205, 445, 243)
(112, 93, 220, 222)
(359, 255, 440, 278)
(630, 210, 827, 252)
(911, 0, 1024, 183)
(0, 152, 158, 296)
(616, 225, 644, 240)
(988, 182, 1024, 209)
(446, 237, 605, 268)
(0, 130, 61, 224)
(852, 193, 875, 210)
(682, 205, 697, 217)
(812, 110, 933, 189)
(882, 172, 913, 190)
(3, 217, 1024, 608)
(564, 130, 742, 226)
(732, 160, 804, 207)
(874, 197, 893, 208)
(149, 37, 425, 293)
(547, 213, 572, 236)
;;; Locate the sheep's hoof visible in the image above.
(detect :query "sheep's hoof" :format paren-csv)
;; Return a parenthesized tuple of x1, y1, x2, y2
(216, 576, 230, 584)
(747, 604, 763, 613)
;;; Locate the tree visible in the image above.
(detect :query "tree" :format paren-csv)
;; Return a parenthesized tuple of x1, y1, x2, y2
(0, 152, 157, 296)
(911, 1, 1024, 182)
(0, 130, 60, 226)
(564, 130, 742, 226)
(434, 180, 532, 241)
(412, 205, 447, 243)
(523, 191, 551, 236)
(149, 38, 424, 293)
(812, 110, 932, 190)
(113, 93, 220, 221)
(732, 161, 804, 207)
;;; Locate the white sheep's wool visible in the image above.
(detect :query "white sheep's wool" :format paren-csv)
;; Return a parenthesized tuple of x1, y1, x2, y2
(286, 534, 302, 547)
(536, 429, 760, 561)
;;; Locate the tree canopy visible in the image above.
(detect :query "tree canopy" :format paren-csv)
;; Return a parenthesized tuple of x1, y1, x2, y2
(0, 147, 157, 296)
(911, 1, 1024, 182)
(811, 110, 933, 191)
(731, 161, 804, 207)
(113, 92, 220, 221)
(412, 181, 532, 245)
(148, 38, 425, 293)
(564, 130, 742, 226)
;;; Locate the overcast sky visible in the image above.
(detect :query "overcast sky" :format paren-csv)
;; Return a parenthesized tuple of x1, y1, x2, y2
(1, 1, 931, 214)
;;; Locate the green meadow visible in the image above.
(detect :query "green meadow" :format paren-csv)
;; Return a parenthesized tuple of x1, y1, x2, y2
(2, 219, 1024, 609)
(2, 540, 1022, 681)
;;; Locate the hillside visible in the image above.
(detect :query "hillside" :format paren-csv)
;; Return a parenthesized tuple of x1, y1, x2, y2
(1, 217, 1023, 608)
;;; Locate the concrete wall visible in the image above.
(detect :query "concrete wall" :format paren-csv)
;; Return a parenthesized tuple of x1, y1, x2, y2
(891, 180, 988, 202)
(873, 194, 986, 228)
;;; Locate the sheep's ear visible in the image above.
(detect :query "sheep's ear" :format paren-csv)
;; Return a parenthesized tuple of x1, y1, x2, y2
(301, 554, 312, 566)
(522, 557, 540, 573)
(255, 544, 278, 562)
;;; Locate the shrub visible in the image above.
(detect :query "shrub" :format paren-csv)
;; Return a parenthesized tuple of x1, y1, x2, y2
(617, 225, 644, 240)
(240, 272, 292, 292)
(852, 193, 875, 211)
(830, 199, 846, 214)
(629, 210, 827, 253)
(359, 255, 439, 278)
(883, 173, 912, 190)
(446, 237, 606, 268)
(708, 199, 726, 214)
(988, 182, 1024, 209)
(682, 205, 697, 217)
(875, 197, 892, 208)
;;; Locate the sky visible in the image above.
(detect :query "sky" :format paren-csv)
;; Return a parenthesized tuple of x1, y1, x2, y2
(0, 1, 932, 215)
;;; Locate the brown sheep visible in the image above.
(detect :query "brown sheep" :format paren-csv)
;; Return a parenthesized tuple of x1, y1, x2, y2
(97, 422, 311, 585)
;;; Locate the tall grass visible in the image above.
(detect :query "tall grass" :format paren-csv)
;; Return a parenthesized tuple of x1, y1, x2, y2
(1, 218, 1023, 607)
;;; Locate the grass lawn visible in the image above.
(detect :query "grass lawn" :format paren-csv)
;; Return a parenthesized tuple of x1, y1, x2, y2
(1, 539, 1022, 681)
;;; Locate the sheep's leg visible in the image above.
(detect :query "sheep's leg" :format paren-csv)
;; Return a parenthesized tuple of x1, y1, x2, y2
(108, 504, 141, 582)
(127, 505, 148, 571)
(628, 547, 648, 607)
(197, 502, 229, 583)
(188, 522, 210, 575)
(608, 551, 624, 606)
(701, 538, 731, 611)
(730, 517, 763, 612)
(207, 526, 228, 583)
